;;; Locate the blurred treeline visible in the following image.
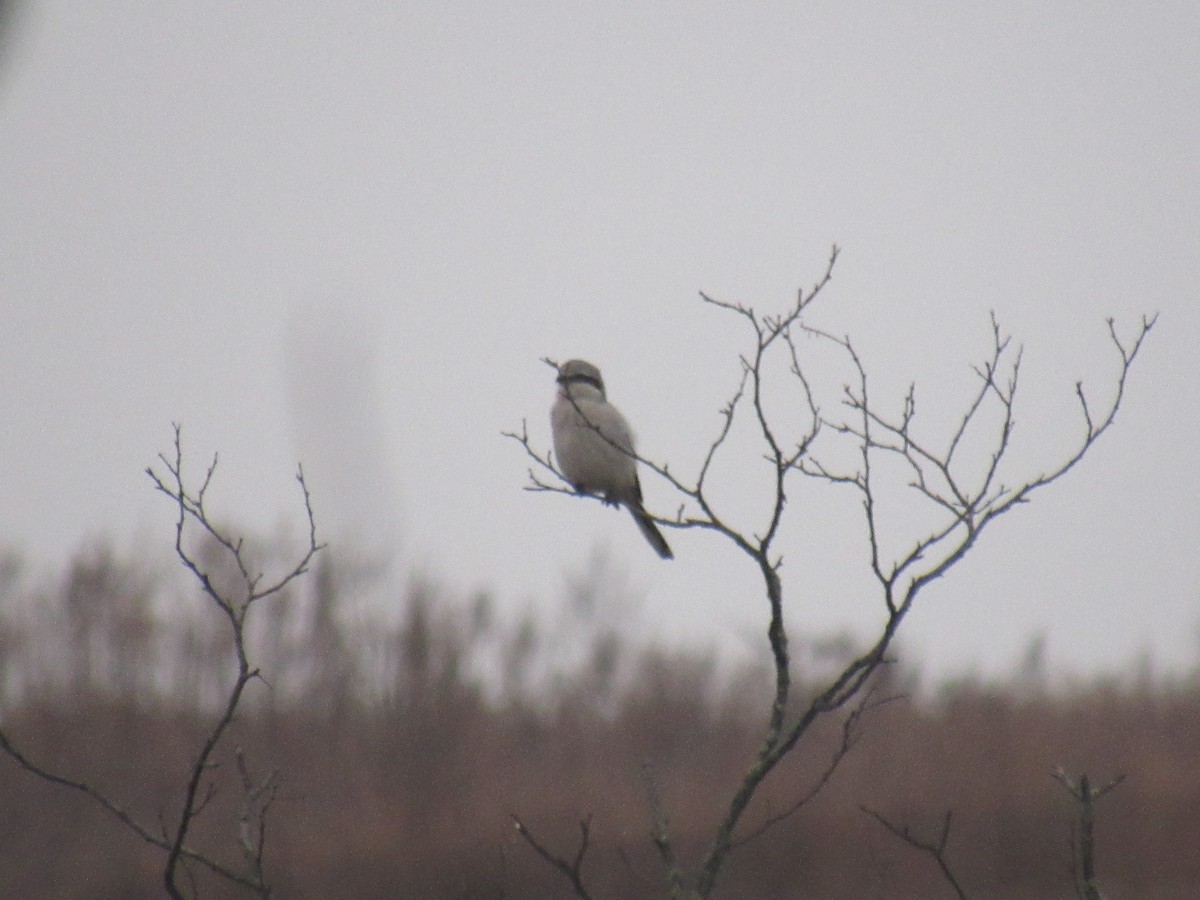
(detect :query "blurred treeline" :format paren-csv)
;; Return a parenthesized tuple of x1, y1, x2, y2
(0, 541, 1197, 899)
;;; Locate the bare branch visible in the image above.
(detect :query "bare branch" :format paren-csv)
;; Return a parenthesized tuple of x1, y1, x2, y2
(642, 764, 689, 898)
(235, 745, 278, 887)
(733, 690, 902, 849)
(511, 814, 597, 900)
(147, 426, 325, 898)
(695, 364, 751, 501)
(1052, 768, 1125, 900)
(864, 807, 970, 900)
(0, 425, 322, 898)
(0, 725, 263, 891)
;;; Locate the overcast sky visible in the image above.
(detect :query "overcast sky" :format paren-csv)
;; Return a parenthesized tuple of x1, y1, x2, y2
(2, 4, 1197, 684)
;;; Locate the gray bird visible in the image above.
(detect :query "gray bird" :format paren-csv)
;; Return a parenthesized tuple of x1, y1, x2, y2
(550, 359, 673, 559)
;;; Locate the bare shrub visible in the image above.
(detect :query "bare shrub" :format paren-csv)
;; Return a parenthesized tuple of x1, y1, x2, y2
(507, 246, 1155, 897)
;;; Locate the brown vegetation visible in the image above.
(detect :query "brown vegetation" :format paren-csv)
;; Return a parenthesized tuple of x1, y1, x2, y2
(1, 542, 1196, 900)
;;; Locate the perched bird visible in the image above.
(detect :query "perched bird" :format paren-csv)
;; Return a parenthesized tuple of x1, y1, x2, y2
(550, 359, 673, 559)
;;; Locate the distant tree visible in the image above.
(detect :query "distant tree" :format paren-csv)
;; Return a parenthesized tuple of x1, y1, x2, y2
(507, 246, 1155, 898)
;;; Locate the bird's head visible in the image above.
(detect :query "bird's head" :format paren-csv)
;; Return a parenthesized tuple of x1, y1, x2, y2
(555, 359, 606, 399)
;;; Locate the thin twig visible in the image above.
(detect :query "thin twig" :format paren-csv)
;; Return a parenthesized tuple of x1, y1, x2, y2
(733, 690, 903, 849)
(643, 764, 689, 898)
(863, 807, 969, 900)
(511, 814, 597, 900)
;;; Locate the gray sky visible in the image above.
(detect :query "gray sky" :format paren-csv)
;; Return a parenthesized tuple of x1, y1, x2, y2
(2, 4, 1197, 683)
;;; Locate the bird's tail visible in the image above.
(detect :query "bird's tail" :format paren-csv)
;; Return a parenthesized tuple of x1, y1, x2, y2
(629, 506, 673, 560)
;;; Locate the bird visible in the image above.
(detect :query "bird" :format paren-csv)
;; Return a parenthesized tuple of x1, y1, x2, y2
(550, 359, 673, 559)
